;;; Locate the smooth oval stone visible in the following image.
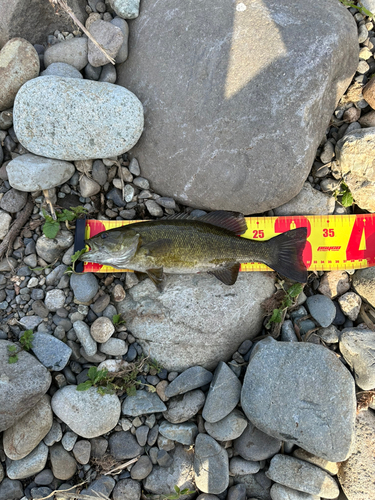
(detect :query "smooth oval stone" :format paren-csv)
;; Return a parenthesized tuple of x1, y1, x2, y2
(0, 38, 39, 111)
(7, 154, 75, 191)
(14, 76, 144, 160)
(41, 62, 83, 79)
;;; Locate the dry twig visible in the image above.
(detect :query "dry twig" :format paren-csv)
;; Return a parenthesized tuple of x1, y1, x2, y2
(39, 481, 110, 500)
(0, 195, 34, 262)
(48, 0, 115, 64)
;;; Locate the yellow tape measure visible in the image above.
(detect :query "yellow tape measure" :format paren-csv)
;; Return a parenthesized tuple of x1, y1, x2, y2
(76, 215, 375, 273)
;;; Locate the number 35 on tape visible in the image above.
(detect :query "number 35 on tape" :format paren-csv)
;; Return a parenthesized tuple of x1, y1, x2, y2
(76, 215, 375, 273)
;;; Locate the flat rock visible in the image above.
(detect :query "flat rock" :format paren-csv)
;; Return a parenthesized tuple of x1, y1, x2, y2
(109, 431, 144, 459)
(49, 443, 77, 480)
(202, 361, 241, 423)
(305, 295, 336, 327)
(0, 38, 39, 111)
(7, 154, 75, 191)
(234, 421, 282, 461)
(0, 0, 87, 46)
(230, 457, 260, 476)
(340, 327, 375, 390)
(14, 76, 144, 161)
(143, 444, 195, 495)
(117, 0, 357, 213)
(165, 366, 213, 397)
(352, 267, 375, 308)
(292, 448, 339, 476)
(163, 390, 205, 424)
(266, 455, 339, 499)
(159, 421, 198, 445)
(241, 338, 356, 462)
(70, 272, 98, 303)
(3, 394, 52, 460)
(36, 231, 74, 264)
(122, 390, 167, 416)
(274, 183, 335, 216)
(81, 476, 116, 498)
(338, 410, 375, 500)
(194, 434, 229, 494)
(44, 37, 88, 71)
(270, 484, 320, 500)
(88, 20, 124, 67)
(204, 409, 248, 441)
(117, 273, 275, 371)
(51, 385, 121, 438)
(6, 442, 48, 480)
(0, 340, 51, 432)
(336, 128, 375, 211)
(31, 333, 72, 371)
(41, 62, 83, 79)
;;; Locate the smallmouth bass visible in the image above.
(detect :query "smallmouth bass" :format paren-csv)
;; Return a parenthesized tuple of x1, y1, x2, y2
(81, 211, 307, 287)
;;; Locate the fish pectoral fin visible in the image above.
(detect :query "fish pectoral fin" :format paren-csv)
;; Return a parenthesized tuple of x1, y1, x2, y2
(141, 239, 173, 257)
(208, 263, 240, 286)
(146, 267, 165, 290)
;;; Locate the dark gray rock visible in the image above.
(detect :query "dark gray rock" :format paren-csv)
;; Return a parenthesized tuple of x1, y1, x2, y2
(234, 421, 281, 461)
(241, 338, 356, 462)
(0, 340, 51, 432)
(109, 431, 144, 459)
(50, 444, 77, 481)
(266, 455, 339, 499)
(159, 421, 198, 445)
(117, 273, 275, 370)
(0, 478, 24, 500)
(6, 441, 48, 479)
(14, 77, 144, 161)
(204, 409, 248, 441)
(0, 188, 27, 213)
(306, 295, 336, 327)
(135, 425, 149, 446)
(113, 478, 141, 500)
(0, 0, 87, 46)
(81, 476, 116, 498)
(194, 433, 229, 494)
(122, 390, 167, 416)
(202, 361, 241, 423)
(70, 273, 98, 303)
(340, 328, 375, 390)
(143, 444, 195, 495)
(227, 484, 246, 500)
(233, 471, 272, 500)
(164, 366, 213, 397)
(31, 333, 72, 371)
(131, 455, 153, 480)
(163, 390, 205, 423)
(117, 0, 357, 213)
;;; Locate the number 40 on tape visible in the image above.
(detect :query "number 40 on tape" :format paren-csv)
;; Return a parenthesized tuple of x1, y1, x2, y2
(74, 214, 375, 274)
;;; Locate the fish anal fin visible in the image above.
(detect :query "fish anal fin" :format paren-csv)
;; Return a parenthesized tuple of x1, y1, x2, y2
(199, 211, 247, 235)
(146, 267, 165, 290)
(141, 239, 173, 257)
(208, 263, 240, 286)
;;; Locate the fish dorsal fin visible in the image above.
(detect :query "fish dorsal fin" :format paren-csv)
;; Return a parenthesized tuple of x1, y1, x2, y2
(162, 213, 192, 220)
(208, 263, 240, 285)
(146, 267, 164, 290)
(198, 211, 247, 235)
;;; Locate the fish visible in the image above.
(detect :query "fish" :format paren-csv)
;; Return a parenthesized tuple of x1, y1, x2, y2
(80, 211, 308, 288)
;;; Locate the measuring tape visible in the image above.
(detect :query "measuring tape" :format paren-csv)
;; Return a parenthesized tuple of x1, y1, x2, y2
(73, 215, 375, 274)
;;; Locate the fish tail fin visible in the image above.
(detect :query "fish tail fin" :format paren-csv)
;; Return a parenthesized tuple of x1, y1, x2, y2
(266, 227, 308, 283)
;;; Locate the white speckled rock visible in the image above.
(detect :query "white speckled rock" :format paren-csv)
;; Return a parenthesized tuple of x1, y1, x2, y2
(51, 385, 121, 438)
(13, 76, 144, 160)
(0, 38, 39, 111)
(7, 154, 75, 191)
(109, 0, 140, 19)
(90, 316, 115, 343)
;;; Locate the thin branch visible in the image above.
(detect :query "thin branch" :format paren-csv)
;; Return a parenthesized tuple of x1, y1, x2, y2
(48, 0, 115, 64)
(0, 195, 34, 261)
(104, 456, 139, 475)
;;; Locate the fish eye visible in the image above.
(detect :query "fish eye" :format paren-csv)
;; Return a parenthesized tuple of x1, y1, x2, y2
(101, 233, 108, 239)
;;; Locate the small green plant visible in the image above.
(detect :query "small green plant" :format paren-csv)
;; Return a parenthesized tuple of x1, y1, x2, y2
(339, 0, 374, 16)
(266, 283, 304, 328)
(335, 182, 354, 207)
(42, 206, 87, 239)
(163, 486, 196, 500)
(65, 248, 88, 274)
(76, 356, 160, 396)
(8, 330, 34, 363)
(112, 314, 126, 325)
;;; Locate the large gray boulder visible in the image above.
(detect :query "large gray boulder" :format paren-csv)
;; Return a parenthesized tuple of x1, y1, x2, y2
(0, 340, 51, 432)
(0, 0, 87, 47)
(117, 273, 275, 371)
(241, 338, 356, 462)
(117, 0, 358, 213)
